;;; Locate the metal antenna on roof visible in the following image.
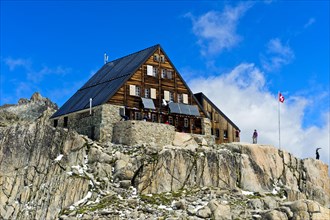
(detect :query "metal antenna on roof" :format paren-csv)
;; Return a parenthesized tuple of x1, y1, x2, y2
(104, 52, 108, 64)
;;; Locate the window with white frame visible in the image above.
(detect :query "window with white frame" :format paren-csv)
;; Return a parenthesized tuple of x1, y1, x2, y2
(145, 88, 150, 98)
(146, 65, 158, 77)
(161, 69, 167, 78)
(169, 91, 174, 102)
(167, 70, 173, 79)
(184, 118, 189, 128)
(135, 86, 141, 96)
(160, 55, 165, 63)
(178, 94, 183, 103)
(153, 54, 159, 62)
(153, 67, 158, 77)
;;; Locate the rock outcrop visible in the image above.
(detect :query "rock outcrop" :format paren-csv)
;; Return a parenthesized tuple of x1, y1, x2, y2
(0, 94, 329, 219)
(0, 92, 58, 127)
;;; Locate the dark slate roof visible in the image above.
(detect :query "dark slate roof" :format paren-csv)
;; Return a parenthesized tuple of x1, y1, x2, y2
(194, 92, 240, 131)
(51, 44, 159, 118)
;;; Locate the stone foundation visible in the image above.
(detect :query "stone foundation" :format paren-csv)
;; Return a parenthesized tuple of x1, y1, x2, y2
(112, 120, 175, 146)
(52, 104, 214, 145)
(98, 104, 122, 142)
(52, 104, 123, 142)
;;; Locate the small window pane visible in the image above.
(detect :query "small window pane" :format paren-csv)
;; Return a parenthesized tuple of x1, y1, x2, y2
(135, 86, 141, 96)
(160, 55, 165, 63)
(145, 88, 150, 98)
(216, 129, 220, 138)
(162, 69, 167, 78)
(168, 116, 173, 125)
(178, 94, 183, 103)
(167, 70, 173, 79)
(169, 91, 174, 102)
(224, 130, 228, 139)
(152, 114, 157, 122)
(153, 67, 158, 77)
(184, 118, 189, 128)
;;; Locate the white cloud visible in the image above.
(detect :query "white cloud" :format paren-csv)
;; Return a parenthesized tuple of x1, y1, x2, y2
(1, 57, 72, 104)
(4, 57, 31, 71)
(188, 63, 329, 165)
(304, 17, 315, 29)
(27, 66, 71, 83)
(261, 38, 295, 72)
(186, 2, 253, 56)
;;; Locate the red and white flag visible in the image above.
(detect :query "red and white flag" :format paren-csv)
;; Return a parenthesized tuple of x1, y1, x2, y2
(279, 93, 285, 103)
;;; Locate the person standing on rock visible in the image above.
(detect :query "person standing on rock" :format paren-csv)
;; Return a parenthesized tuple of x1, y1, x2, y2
(252, 129, 258, 144)
(316, 148, 321, 160)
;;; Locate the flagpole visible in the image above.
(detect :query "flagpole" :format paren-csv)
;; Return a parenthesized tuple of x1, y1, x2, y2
(278, 91, 281, 149)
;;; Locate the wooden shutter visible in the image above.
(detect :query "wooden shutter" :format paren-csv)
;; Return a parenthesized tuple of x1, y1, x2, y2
(129, 85, 136, 96)
(164, 90, 170, 101)
(150, 88, 156, 99)
(147, 65, 153, 76)
(183, 94, 188, 104)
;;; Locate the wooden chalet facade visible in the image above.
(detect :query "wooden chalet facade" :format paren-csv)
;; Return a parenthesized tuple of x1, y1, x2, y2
(195, 92, 240, 144)
(106, 46, 206, 134)
(51, 44, 239, 144)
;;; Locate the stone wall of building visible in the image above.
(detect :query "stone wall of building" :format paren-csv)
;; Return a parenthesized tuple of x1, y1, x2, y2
(202, 118, 212, 136)
(112, 120, 175, 146)
(69, 106, 103, 140)
(53, 104, 222, 145)
(52, 104, 124, 142)
(53, 108, 95, 137)
(99, 104, 123, 142)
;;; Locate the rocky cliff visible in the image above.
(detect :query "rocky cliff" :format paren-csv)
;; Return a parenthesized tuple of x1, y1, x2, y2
(0, 93, 329, 220)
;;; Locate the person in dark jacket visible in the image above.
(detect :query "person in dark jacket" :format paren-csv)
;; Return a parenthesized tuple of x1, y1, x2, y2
(252, 129, 258, 144)
(316, 148, 321, 160)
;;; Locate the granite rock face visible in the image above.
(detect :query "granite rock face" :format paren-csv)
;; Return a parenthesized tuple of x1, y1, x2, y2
(0, 92, 58, 127)
(0, 94, 329, 219)
(133, 143, 330, 207)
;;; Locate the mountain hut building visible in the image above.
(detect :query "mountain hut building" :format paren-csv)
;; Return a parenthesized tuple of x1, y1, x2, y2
(51, 44, 240, 144)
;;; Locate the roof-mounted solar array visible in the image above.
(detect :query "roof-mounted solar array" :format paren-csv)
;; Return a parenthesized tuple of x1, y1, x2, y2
(51, 45, 159, 118)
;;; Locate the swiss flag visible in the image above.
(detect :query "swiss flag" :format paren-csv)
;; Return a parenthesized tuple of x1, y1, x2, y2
(279, 93, 285, 103)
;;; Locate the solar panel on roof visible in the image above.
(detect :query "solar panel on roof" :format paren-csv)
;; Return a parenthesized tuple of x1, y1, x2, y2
(141, 98, 156, 110)
(51, 45, 159, 118)
(189, 105, 200, 116)
(168, 102, 200, 116)
(180, 104, 190, 115)
(168, 102, 180, 114)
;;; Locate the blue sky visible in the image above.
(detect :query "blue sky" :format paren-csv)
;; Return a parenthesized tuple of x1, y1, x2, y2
(1, 1, 329, 164)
